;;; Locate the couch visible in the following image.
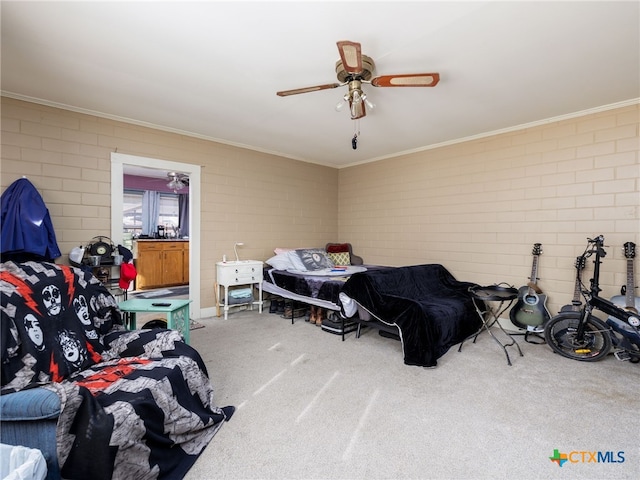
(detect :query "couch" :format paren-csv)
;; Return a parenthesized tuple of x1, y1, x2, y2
(1, 261, 233, 480)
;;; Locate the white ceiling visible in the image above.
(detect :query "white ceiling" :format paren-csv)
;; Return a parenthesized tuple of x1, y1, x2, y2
(2, 1, 639, 168)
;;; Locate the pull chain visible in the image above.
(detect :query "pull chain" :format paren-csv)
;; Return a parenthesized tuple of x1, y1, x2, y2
(352, 120, 360, 150)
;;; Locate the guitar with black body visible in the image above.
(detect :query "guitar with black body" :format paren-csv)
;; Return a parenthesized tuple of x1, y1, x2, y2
(510, 243, 551, 341)
(610, 242, 640, 315)
(560, 255, 587, 313)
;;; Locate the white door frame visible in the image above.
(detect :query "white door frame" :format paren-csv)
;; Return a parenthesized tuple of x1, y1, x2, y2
(110, 153, 202, 319)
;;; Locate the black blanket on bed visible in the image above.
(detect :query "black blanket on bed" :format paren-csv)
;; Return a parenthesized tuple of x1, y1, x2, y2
(341, 264, 482, 367)
(265, 268, 350, 305)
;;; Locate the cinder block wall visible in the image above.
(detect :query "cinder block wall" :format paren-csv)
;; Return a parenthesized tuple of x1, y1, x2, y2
(1, 97, 339, 311)
(339, 104, 639, 315)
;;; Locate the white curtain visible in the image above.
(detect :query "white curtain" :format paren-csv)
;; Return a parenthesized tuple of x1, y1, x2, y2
(141, 191, 160, 235)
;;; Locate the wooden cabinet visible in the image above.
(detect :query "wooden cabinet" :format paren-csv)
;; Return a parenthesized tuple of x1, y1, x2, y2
(135, 241, 189, 289)
(162, 242, 184, 286)
(136, 242, 163, 289)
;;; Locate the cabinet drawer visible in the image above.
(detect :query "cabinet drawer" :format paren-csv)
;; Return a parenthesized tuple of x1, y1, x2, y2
(229, 274, 261, 285)
(162, 242, 184, 251)
(218, 271, 263, 285)
(231, 265, 259, 275)
(216, 261, 263, 286)
(137, 242, 162, 251)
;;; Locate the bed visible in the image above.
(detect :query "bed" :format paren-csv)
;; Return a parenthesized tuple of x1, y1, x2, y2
(261, 246, 368, 336)
(262, 266, 368, 334)
(263, 267, 357, 310)
(262, 249, 482, 367)
(339, 264, 483, 368)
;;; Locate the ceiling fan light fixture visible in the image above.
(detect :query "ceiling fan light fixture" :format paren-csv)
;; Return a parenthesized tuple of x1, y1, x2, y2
(361, 93, 375, 111)
(335, 92, 350, 112)
(349, 94, 366, 120)
(167, 178, 184, 192)
(167, 172, 188, 192)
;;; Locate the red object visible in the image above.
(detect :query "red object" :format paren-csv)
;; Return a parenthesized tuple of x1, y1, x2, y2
(119, 262, 137, 289)
(326, 243, 349, 253)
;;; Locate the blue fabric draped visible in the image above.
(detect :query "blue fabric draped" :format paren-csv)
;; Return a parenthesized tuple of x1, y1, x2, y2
(1, 178, 61, 261)
(178, 193, 189, 237)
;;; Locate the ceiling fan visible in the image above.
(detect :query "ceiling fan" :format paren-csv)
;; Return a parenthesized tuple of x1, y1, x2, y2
(167, 172, 189, 192)
(276, 40, 440, 121)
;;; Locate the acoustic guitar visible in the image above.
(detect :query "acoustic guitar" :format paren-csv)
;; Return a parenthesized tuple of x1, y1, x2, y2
(560, 255, 586, 313)
(610, 242, 640, 314)
(510, 243, 551, 331)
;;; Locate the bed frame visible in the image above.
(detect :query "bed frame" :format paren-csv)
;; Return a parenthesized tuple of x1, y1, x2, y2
(262, 267, 360, 339)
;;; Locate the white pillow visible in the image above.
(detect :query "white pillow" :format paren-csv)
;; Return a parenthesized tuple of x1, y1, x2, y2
(265, 253, 295, 270)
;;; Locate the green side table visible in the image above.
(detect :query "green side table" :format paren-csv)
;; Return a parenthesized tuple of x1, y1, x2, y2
(118, 298, 192, 344)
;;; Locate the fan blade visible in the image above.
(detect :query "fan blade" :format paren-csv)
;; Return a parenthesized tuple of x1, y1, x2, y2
(371, 73, 440, 87)
(337, 40, 363, 74)
(276, 83, 341, 97)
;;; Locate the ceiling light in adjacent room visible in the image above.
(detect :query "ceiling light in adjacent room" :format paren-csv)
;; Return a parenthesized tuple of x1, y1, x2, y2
(167, 172, 188, 192)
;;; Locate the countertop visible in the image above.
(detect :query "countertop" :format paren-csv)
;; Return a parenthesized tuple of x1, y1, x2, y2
(134, 238, 189, 242)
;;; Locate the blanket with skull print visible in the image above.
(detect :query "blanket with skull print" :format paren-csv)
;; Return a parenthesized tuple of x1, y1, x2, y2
(1, 261, 233, 479)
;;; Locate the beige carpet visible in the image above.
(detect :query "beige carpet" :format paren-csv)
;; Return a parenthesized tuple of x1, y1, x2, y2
(185, 308, 638, 480)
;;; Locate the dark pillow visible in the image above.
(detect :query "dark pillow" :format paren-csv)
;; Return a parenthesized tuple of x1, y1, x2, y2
(326, 243, 350, 254)
(291, 249, 334, 271)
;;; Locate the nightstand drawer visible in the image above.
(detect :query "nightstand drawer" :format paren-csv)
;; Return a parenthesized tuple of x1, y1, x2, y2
(229, 265, 260, 275)
(226, 274, 261, 285)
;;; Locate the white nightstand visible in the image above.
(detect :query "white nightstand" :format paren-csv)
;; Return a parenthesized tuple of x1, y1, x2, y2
(215, 260, 263, 319)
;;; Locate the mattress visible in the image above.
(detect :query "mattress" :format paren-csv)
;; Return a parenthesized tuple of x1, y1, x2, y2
(262, 266, 366, 315)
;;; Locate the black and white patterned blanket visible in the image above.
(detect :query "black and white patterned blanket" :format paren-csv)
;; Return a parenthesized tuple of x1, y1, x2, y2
(1, 261, 233, 479)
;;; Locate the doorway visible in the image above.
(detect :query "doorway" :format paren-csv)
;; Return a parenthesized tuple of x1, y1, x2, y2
(110, 153, 202, 319)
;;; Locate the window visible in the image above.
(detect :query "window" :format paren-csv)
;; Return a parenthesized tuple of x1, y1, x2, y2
(123, 191, 143, 235)
(158, 194, 180, 233)
(123, 190, 180, 236)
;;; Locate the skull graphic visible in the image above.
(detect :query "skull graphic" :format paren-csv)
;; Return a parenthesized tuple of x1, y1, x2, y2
(73, 295, 91, 325)
(42, 285, 62, 316)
